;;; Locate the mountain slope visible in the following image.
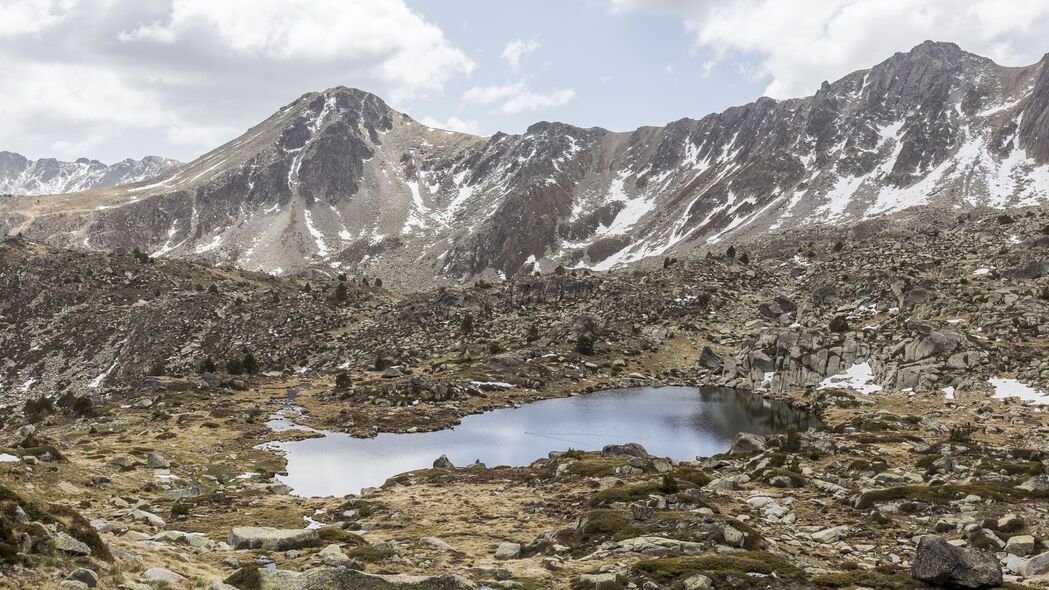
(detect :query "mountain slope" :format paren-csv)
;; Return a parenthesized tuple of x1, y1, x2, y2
(3, 41, 1049, 288)
(0, 152, 180, 195)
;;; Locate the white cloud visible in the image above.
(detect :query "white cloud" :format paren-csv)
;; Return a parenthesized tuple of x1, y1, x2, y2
(0, 0, 475, 161)
(463, 81, 575, 115)
(419, 115, 484, 135)
(611, 0, 1049, 99)
(500, 38, 540, 71)
(120, 0, 475, 100)
(0, 0, 78, 37)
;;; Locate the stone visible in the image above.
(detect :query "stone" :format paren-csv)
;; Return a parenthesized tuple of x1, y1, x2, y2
(318, 544, 352, 567)
(59, 582, 88, 590)
(494, 542, 521, 560)
(1020, 551, 1049, 577)
(145, 452, 170, 468)
(228, 527, 320, 551)
(911, 535, 1002, 588)
(684, 574, 714, 590)
(130, 509, 166, 528)
(812, 526, 847, 544)
(729, 432, 767, 455)
(419, 536, 456, 552)
(432, 454, 454, 469)
(143, 568, 186, 583)
(65, 569, 98, 588)
(53, 532, 91, 556)
(1005, 535, 1035, 557)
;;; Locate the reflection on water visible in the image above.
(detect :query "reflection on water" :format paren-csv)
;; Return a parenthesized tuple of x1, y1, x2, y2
(269, 386, 818, 497)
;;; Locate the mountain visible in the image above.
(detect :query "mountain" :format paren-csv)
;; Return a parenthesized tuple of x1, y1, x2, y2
(0, 152, 180, 196)
(2, 41, 1049, 288)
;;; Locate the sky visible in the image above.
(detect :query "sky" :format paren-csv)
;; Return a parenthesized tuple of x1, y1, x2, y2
(2, 0, 1049, 164)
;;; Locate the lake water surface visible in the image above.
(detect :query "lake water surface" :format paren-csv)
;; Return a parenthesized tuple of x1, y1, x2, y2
(267, 386, 817, 497)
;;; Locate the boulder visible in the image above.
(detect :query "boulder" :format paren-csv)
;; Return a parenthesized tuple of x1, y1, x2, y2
(493, 542, 521, 560)
(228, 527, 319, 551)
(729, 432, 767, 455)
(684, 574, 714, 590)
(911, 535, 1002, 588)
(600, 443, 649, 458)
(1019, 551, 1049, 577)
(143, 568, 186, 584)
(65, 568, 98, 588)
(432, 455, 454, 469)
(53, 532, 91, 556)
(1005, 535, 1035, 557)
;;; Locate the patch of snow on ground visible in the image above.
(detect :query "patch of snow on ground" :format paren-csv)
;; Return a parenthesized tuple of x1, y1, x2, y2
(194, 234, 223, 254)
(89, 362, 118, 388)
(0, 454, 19, 463)
(943, 386, 955, 400)
(818, 362, 883, 395)
(303, 210, 329, 258)
(989, 378, 1049, 405)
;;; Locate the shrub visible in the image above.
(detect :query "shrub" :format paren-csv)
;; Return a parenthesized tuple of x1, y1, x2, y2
(725, 245, 736, 258)
(226, 358, 244, 375)
(460, 313, 474, 336)
(997, 214, 1015, 224)
(334, 283, 348, 302)
(739, 252, 750, 264)
(833, 240, 844, 252)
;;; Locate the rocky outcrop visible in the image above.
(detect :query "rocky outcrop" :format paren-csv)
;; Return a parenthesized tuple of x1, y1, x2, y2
(260, 567, 476, 590)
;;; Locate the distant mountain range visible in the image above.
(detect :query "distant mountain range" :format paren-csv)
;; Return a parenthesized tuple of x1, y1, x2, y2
(2, 41, 1049, 288)
(0, 152, 180, 196)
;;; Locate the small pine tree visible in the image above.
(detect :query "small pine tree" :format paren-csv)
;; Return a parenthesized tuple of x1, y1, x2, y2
(575, 334, 594, 355)
(337, 272, 347, 282)
(334, 372, 352, 389)
(726, 245, 736, 258)
(738, 252, 750, 264)
(302, 282, 312, 293)
(833, 240, 844, 252)
(373, 277, 383, 288)
(198, 357, 217, 374)
(242, 352, 258, 374)
(781, 426, 802, 453)
(147, 359, 167, 377)
(829, 315, 849, 333)
(659, 474, 679, 494)
(526, 324, 540, 342)
(461, 312, 474, 336)
(334, 283, 348, 302)
(226, 357, 244, 375)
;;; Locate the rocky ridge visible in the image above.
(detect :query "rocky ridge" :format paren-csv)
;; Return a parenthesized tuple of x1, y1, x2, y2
(0, 152, 180, 196)
(4, 42, 1049, 288)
